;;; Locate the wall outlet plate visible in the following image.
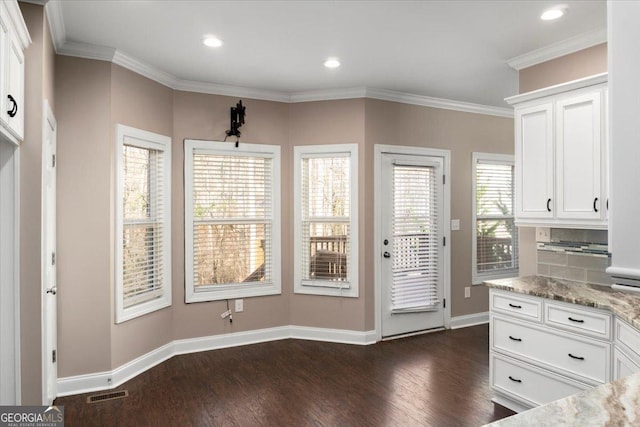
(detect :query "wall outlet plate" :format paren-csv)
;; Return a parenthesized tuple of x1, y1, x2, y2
(536, 227, 551, 243)
(464, 286, 471, 298)
(451, 219, 460, 231)
(235, 299, 244, 313)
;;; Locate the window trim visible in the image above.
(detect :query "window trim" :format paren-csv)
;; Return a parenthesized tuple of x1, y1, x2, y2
(472, 152, 518, 285)
(293, 144, 359, 297)
(115, 124, 172, 323)
(184, 139, 281, 302)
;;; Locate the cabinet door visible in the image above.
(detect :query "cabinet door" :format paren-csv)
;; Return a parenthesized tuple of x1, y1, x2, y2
(515, 103, 554, 219)
(0, 8, 9, 128)
(555, 92, 603, 220)
(613, 347, 640, 380)
(5, 33, 23, 140)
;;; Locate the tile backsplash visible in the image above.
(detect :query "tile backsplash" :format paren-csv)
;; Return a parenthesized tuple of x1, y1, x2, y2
(536, 228, 611, 285)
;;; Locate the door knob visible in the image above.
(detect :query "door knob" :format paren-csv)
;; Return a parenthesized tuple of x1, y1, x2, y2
(383, 252, 391, 258)
(46, 286, 57, 295)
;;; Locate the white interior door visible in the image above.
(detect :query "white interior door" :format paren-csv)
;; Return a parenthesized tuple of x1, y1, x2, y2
(380, 153, 445, 338)
(0, 139, 20, 404)
(42, 101, 57, 404)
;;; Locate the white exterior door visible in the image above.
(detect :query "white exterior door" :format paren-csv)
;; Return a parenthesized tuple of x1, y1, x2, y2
(515, 103, 554, 220)
(380, 153, 445, 338)
(555, 92, 603, 220)
(42, 102, 57, 405)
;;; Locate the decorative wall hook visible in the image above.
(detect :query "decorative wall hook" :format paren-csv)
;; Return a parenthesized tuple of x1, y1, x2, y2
(225, 100, 246, 147)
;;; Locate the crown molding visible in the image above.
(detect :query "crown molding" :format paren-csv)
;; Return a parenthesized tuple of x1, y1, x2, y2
(175, 79, 291, 103)
(507, 28, 607, 71)
(505, 72, 607, 105)
(44, 0, 65, 51)
(290, 87, 368, 103)
(365, 88, 514, 118)
(52, 37, 511, 117)
(112, 50, 177, 88)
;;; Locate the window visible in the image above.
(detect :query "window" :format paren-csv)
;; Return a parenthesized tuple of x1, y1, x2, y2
(115, 125, 171, 323)
(472, 153, 518, 284)
(184, 140, 281, 302)
(294, 144, 358, 297)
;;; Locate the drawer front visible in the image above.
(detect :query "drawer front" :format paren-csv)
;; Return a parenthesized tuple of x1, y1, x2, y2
(491, 353, 589, 407)
(491, 290, 542, 322)
(545, 301, 612, 340)
(492, 316, 610, 384)
(616, 319, 640, 359)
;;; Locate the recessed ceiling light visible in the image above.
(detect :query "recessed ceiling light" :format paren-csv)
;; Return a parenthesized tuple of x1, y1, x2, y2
(324, 58, 341, 69)
(203, 35, 223, 48)
(541, 6, 566, 21)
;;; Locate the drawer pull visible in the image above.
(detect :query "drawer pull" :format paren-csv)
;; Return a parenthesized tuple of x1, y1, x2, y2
(568, 317, 585, 323)
(508, 303, 522, 309)
(508, 376, 522, 383)
(568, 353, 585, 361)
(508, 336, 522, 342)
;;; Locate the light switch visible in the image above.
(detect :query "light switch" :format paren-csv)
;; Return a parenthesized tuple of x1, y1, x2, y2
(451, 219, 460, 231)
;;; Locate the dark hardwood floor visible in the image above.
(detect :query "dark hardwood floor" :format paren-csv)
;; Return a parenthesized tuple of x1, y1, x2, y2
(55, 324, 515, 426)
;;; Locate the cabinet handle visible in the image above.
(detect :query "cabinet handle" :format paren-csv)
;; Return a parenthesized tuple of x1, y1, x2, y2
(546, 198, 551, 212)
(508, 336, 522, 342)
(568, 353, 585, 361)
(568, 317, 584, 323)
(607, 199, 609, 211)
(508, 376, 522, 383)
(508, 303, 522, 309)
(7, 95, 17, 118)
(593, 197, 599, 213)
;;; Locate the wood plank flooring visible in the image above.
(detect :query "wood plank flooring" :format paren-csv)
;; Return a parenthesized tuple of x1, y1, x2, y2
(55, 324, 515, 426)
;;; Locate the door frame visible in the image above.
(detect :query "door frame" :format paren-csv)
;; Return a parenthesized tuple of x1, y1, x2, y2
(374, 144, 451, 341)
(41, 100, 57, 404)
(0, 138, 21, 404)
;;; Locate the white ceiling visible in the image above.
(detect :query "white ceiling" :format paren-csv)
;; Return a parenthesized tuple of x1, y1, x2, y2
(49, 0, 606, 109)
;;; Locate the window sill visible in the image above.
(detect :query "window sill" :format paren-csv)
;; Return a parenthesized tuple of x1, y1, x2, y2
(186, 283, 281, 303)
(294, 283, 358, 298)
(472, 270, 519, 286)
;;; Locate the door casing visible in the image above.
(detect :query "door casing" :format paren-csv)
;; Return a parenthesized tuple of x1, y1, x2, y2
(374, 144, 451, 341)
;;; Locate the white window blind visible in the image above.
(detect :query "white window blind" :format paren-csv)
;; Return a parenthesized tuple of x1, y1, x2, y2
(473, 153, 518, 282)
(391, 164, 439, 312)
(294, 144, 358, 297)
(116, 125, 171, 323)
(301, 155, 350, 286)
(185, 140, 281, 302)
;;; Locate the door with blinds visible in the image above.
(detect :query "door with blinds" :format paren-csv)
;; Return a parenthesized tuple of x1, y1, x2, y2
(381, 153, 445, 338)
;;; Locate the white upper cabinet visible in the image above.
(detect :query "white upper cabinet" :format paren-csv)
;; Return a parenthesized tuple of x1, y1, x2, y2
(515, 103, 554, 219)
(555, 92, 602, 220)
(0, 0, 30, 144)
(507, 74, 608, 229)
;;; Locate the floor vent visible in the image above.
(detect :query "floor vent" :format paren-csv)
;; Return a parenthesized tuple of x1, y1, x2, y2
(86, 390, 129, 404)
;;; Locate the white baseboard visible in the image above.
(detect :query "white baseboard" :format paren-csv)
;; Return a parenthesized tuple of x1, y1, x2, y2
(450, 311, 489, 329)
(57, 325, 375, 397)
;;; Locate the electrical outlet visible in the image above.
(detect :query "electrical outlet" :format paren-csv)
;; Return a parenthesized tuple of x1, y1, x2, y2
(464, 287, 471, 299)
(536, 227, 551, 243)
(451, 219, 460, 231)
(235, 299, 244, 313)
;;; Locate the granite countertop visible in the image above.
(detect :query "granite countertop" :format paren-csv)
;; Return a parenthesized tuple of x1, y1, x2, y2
(483, 276, 640, 426)
(484, 370, 640, 426)
(484, 275, 640, 330)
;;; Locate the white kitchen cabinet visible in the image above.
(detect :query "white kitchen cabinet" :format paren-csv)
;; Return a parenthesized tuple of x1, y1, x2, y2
(515, 103, 554, 220)
(613, 318, 640, 380)
(506, 74, 608, 229)
(0, 0, 29, 144)
(489, 289, 612, 412)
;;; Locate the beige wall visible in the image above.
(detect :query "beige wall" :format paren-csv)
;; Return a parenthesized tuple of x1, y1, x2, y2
(364, 99, 514, 317)
(19, 2, 56, 404)
(519, 43, 607, 93)
(55, 57, 112, 378)
(288, 99, 367, 330)
(109, 65, 175, 368)
(171, 91, 290, 340)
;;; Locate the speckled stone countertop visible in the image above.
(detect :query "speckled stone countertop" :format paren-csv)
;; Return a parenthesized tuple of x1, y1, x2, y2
(484, 370, 640, 426)
(484, 276, 640, 426)
(484, 275, 640, 330)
